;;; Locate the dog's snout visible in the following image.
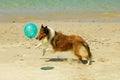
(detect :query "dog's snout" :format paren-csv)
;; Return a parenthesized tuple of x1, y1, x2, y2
(36, 36, 42, 41)
(36, 37, 37, 39)
(36, 36, 39, 40)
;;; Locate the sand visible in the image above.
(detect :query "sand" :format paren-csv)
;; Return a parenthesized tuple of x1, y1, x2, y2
(0, 21, 120, 80)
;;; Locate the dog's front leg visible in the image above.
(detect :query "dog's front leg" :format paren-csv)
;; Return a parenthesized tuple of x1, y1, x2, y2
(35, 42, 42, 48)
(42, 46, 51, 56)
(42, 46, 54, 56)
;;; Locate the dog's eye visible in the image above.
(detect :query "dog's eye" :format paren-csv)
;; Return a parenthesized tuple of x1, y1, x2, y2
(40, 30, 45, 34)
(40, 31, 44, 34)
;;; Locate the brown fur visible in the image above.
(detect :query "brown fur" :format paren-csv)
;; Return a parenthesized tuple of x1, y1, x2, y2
(36, 25, 92, 64)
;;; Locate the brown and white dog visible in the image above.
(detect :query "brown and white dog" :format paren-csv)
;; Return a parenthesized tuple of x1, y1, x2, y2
(36, 24, 92, 65)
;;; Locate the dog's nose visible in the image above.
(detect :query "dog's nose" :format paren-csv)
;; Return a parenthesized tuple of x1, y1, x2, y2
(36, 37, 38, 40)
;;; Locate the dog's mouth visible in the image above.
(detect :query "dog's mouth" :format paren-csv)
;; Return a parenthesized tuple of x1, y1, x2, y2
(36, 37, 43, 41)
(36, 36, 46, 41)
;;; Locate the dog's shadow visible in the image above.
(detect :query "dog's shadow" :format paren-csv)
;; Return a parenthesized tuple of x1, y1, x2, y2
(40, 58, 68, 62)
(40, 58, 84, 62)
(40, 58, 95, 64)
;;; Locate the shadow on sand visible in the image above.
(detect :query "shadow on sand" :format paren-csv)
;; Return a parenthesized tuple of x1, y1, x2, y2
(40, 58, 68, 62)
(40, 57, 95, 64)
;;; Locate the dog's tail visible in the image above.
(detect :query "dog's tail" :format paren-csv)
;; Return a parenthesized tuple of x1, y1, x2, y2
(82, 42, 92, 64)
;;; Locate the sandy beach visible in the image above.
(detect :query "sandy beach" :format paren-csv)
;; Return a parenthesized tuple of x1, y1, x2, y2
(0, 21, 120, 80)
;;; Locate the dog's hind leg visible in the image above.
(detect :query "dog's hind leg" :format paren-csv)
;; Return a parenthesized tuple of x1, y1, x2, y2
(79, 45, 91, 65)
(73, 45, 83, 63)
(82, 42, 92, 65)
(73, 44, 90, 64)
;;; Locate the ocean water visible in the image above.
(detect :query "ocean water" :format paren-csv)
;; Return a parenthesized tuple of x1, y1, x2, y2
(0, 0, 120, 22)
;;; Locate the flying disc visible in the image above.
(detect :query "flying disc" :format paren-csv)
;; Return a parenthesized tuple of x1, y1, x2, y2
(40, 66, 54, 70)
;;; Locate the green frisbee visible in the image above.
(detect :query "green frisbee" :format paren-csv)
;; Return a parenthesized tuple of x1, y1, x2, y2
(40, 66, 54, 70)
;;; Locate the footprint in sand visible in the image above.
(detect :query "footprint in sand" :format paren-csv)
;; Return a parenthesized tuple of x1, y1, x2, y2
(15, 54, 24, 61)
(97, 58, 109, 62)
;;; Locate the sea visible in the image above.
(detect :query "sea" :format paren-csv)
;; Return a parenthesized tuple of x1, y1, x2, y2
(0, 0, 120, 22)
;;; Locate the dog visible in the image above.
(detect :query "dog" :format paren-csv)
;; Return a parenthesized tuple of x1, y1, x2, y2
(36, 24, 92, 65)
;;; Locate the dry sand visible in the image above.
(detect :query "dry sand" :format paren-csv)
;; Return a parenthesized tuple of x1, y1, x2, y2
(0, 21, 120, 80)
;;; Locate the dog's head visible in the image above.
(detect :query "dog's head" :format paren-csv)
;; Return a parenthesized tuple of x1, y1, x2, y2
(36, 24, 49, 40)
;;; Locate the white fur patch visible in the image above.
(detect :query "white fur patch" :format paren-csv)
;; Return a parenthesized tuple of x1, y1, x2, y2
(42, 37, 49, 46)
(79, 46, 88, 58)
(48, 27, 55, 42)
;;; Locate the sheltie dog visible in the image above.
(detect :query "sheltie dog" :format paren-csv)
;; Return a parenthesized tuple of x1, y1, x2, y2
(36, 24, 92, 65)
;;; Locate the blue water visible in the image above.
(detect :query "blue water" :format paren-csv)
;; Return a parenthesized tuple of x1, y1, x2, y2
(0, 0, 120, 14)
(0, 0, 120, 22)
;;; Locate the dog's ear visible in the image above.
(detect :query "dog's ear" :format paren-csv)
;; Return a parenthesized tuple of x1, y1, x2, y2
(44, 26, 49, 34)
(45, 26, 47, 28)
(41, 24, 44, 28)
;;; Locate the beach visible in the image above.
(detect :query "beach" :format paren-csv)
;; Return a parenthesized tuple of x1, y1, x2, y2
(0, 21, 120, 80)
(0, 0, 120, 80)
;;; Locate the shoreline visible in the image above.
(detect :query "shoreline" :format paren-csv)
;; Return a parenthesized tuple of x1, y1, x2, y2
(0, 11, 120, 23)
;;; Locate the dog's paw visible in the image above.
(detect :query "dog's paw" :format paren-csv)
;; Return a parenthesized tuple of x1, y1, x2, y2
(42, 49, 46, 56)
(81, 60, 88, 64)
